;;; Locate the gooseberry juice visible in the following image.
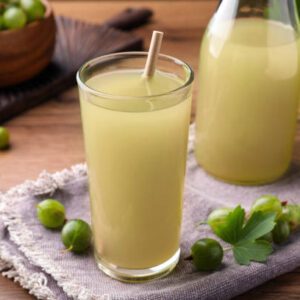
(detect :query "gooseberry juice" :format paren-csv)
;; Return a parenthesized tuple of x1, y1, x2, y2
(79, 69, 192, 269)
(195, 19, 300, 184)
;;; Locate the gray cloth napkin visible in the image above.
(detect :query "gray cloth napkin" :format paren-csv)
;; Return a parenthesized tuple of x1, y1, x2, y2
(1, 126, 300, 300)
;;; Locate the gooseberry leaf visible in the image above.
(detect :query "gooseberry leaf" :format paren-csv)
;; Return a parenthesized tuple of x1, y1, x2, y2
(214, 205, 245, 244)
(240, 211, 276, 242)
(213, 205, 276, 265)
(233, 240, 273, 266)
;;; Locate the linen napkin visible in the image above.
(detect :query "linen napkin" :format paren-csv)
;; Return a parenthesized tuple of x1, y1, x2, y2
(0, 125, 300, 300)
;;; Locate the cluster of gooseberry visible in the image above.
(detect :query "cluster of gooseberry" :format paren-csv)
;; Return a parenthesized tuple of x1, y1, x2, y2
(189, 195, 300, 271)
(0, 0, 45, 30)
(35, 199, 92, 253)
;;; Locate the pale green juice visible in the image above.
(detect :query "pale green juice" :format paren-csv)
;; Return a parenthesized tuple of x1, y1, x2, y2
(80, 70, 191, 268)
(196, 19, 300, 184)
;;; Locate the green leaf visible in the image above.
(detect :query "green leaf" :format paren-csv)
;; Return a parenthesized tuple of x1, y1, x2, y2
(213, 205, 277, 266)
(240, 211, 276, 242)
(214, 206, 245, 244)
(233, 240, 273, 266)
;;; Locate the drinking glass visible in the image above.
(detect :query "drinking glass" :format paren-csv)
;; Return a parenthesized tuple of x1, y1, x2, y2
(77, 52, 193, 282)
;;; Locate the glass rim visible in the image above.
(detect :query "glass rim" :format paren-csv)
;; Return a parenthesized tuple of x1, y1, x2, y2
(76, 51, 194, 100)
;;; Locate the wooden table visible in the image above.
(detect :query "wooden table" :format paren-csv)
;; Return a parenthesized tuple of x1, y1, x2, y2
(1, 1, 299, 299)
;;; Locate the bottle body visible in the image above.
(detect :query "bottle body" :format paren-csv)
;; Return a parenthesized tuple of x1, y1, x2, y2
(195, 1, 300, 185)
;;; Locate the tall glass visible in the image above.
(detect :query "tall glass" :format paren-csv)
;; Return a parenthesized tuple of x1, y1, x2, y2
(195, 0, 300, 185)
(77, 52, 193, 282)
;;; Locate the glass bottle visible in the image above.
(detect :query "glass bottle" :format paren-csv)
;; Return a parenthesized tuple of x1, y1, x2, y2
(195, 0, 300, 185)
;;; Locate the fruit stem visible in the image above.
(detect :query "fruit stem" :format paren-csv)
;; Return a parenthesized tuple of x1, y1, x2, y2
(245, 213, 250, 222)
(281, 200, 288, 206)
(223, 247, 233, 252)
(196, 221, 208, 226)
(32, 203, 40, 208)
(63, 218, 68, 225)
(184, 254, 193, 261)
(61, 246, 73, 254)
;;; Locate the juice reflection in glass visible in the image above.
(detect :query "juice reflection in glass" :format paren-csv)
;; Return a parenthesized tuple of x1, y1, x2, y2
(77, 52, 193, 282)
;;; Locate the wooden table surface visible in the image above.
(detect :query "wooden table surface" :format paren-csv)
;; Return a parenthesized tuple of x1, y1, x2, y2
(1, 1, 300, 299)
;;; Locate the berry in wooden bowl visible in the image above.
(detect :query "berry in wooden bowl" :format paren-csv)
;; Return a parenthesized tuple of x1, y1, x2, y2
(0, 0, 56, 87)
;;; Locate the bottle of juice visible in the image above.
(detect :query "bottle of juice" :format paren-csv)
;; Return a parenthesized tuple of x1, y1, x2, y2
(195, 0, 300, 185)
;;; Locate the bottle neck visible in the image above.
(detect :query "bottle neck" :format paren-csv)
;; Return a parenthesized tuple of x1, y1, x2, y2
(215, 0, 299, 31)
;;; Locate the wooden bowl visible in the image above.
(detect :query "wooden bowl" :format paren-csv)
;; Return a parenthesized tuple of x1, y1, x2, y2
(0, 0, 56, 87)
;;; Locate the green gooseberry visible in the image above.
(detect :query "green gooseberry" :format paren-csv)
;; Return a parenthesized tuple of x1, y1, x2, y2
(20, 0, 45, 22)
(0, 15, 4, 29)
(0, 126, 10, 149)
(61, 219, 92, 253)
(3, 6, 27, 29)
(206, 207, 233, 233)
(250, 195, 282, 220)
(272, 219, 290, 244)
(36, 199, 66, 228)
(191, 238, 223, 271)
(282, 204, 300, 230)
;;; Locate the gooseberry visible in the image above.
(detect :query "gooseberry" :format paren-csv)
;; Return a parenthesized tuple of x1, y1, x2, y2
(61, 219, 92, 253)
(191, 238, 223, 271)
(272, 219, 290, 244)
(36, 199, 66, 228)
(3, 6, 26, 29)
(0, 126, 10, 149)
(250, 195, 282, 220)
